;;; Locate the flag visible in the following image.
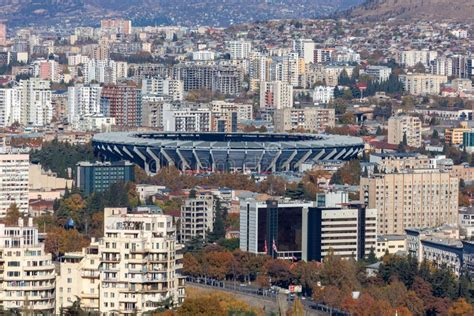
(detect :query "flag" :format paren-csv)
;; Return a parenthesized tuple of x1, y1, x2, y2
(272, 239, 278, 253)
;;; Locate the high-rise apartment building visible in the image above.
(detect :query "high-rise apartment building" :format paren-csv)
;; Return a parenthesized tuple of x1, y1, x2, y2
(0, 218, 56, 313)
(259, 81, 293, 110)
(398, 50, 438, 68)
(67, 84, 102, 126)
(101, 83, 142, 127)
(84, 59, 127, 84)
(226, 40, 251, 60)
(142, 77, 184, 101)
(180, 193, 215, 243)
(273, 107, 335, 132)
(361, 171, 459, 235)
(0, 88, 21, 127)
(100, 19, 132, 35)
(0, 22, 6, 46)
(99, 207, 185, 314)
(19, 78, 53, 126)
(0, 152, 29, 217)
(56, 241, 101, 313)
(76, 161, 135, 196)
(388, 115, 422, 148)
(293, 39, 315, 64)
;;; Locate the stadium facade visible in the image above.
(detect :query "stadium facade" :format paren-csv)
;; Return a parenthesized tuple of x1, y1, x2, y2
(92, 132, 364, 174)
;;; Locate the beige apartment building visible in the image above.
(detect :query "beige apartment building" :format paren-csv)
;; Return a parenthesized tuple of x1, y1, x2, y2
(273, 107, 335, 132)
(259, 81, 294, 110)
(56, 241, 101, 314)
(180, 193, 215, 243)
(444, 122, 471, 145)
(0, 153, 29, 217)
(387, 115, 422, 148)
(0, 218, 56, 313)
(399, 73, 448, 95)
(361, 170, 459, 235)
(99, 207, 185, 314)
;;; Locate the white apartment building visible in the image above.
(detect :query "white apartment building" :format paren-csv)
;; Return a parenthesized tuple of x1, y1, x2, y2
(387, 115, 422, 148)
(0, 218, 56, 313)
(84, 59, 124, 84)
(141, 77, 184, 101)
(162, 106, 211, 132)
(259, 81, 294, 110)
(313, 85, 334, 104)
(226, 40, 251, 60)
(363, 65, 392, 82)
(361, 170, 459, 235)
(399, 49, 438, 68)
(67, 84, 102, 126)
(192, 50, 215, 61)
(56, 241, 101, 314)
(19, 78, 53, 126)
(0, 88, 21, 128)
(273, 107, 335, 132)
(99, 207, 185, 314)
(67, 54, 90, 66)
(293, 39, 315, 64)
(399, 73, 448, 96)
(269, 53, 299, 87)
(431, 57, 454, 77)
(0, 152, 29, 217)
(180, 194, 215, 243)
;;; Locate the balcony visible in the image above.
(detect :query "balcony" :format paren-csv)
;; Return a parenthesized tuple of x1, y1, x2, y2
(82, 271, 100, 278)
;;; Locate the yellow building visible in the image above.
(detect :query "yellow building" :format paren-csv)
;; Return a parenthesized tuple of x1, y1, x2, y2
(376, 235, 407, 258)
(445, 122, 470, 145)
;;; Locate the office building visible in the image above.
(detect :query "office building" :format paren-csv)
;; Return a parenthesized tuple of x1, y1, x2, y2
(101, 83, 142, 127)
(99, 207, 185, 314)
(240, 199, 314, 260)
(180, 193, 214, 243)
(260, 81, 293, 110)
(56, 241, 101, 313)
(0, 152, 29, 217)
(0, 218, 55, 313)
(76, 161, 135, 196)
(273, 107, 335, 132)
(302, 202, 377, 261)
(226, 40, 251, 60)
(361, 170, 459, 235)
(387, 115, 422, 148)
(399, 73, 448, 95)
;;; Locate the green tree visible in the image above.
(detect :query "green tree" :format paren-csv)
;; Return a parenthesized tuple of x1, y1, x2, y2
(4, 203, 21, 226)
(208, 198, 226, 243)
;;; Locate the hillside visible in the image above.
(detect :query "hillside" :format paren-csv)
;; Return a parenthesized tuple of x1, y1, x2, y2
(349, 0, 474, 22)
(0, 0, 363, 27)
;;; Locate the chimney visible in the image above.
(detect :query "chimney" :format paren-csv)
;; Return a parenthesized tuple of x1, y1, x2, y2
(18, 218, 24, 227)
(28, 217, 33, 227)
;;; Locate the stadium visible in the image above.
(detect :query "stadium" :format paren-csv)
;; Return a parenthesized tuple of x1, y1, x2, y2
(92, 132, 364, 174)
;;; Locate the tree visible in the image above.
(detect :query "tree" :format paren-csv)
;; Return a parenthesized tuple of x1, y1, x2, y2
(366, 247, 378, 264)
(448, 298, 474, 316)
(177, 296, 225, 316)
(4, 203, 21, 226)
(208, 198, 226, 243)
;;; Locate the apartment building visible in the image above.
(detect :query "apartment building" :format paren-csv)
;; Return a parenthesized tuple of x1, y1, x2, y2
(99, 207, 185, 314)
(398, 49, 438, 68)
(0, 152, 29, 217)
(444, 122, 471, 145)
(19, 78, 53, 126)
(226, 40, 251, 60)
(361, 170, 459, 235)
(180, 193, 214, 243)
(399, 73, 448, 95)
(76, 161, 135, 196)
(0, 218, 56, 313)
(363, 65, 392, 82)
(141, 77, 184, 101)
(56, 241, 101, 313)
(67, 84, 102, 126)
(293, 39, 315, 64)
(101, 83, 142, 127)
(259, 81, 293, 110)
(302, 203, 377, 261)
(273, 107, 335, 132)
(210, 100, 253, 122)
(387, 115, 422, 148)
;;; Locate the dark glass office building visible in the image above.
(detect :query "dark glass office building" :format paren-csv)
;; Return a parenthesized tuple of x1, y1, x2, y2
(76, 161, 135, 196)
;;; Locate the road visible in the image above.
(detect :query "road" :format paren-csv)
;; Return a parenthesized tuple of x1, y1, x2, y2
(185, 277, 348, 316)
